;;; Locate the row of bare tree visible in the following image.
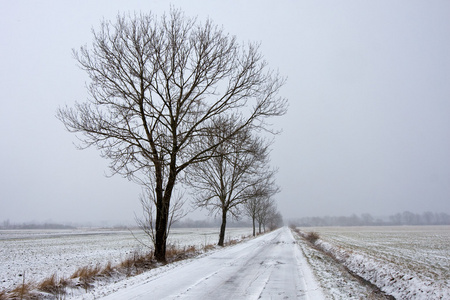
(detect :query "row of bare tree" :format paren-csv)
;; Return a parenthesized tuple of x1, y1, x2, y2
(57, 9, 287, 261)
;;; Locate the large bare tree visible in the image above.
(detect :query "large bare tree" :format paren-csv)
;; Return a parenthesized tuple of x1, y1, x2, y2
(187, 119, 276, 246)
(57, 9, 287, 261)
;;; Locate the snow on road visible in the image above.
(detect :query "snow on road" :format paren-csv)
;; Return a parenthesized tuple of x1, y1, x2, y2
(95, 227, 324, 300)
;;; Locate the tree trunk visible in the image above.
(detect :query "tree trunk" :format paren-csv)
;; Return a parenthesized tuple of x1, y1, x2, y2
(154, 202, 168, 262)
(218, 208, 227, 246)
(154, 162, 177, 262)
(258, 221, 262, 234)
(252, 216, 256, 237)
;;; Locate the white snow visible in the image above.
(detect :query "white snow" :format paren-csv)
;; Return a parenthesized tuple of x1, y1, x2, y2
(303, 226, 450, 299)
(4, 225, 447, 299)
(79, 227, 325, 300)
(0, 227, 251, 291)
(291, 230, 383, 299)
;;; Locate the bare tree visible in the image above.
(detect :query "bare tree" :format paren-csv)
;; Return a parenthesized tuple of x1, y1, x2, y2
(57, 9, 287, 261)
(256, 196, 277, 233)
(187, 119, 274, 246)
(266, 208, 283, 231)
(244, 190, 260, 237)
(244, 173, 279, 236)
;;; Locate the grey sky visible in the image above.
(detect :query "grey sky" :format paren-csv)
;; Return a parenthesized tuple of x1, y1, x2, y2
(1, 0, 449, 224)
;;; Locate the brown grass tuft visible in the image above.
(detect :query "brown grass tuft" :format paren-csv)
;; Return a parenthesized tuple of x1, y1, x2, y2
(100, 261, 116, 277)
(71, 264, 101, 291)
(165, 244, 198, 262)
(203, 244, 215, 251)
(71, 264, 101, 280)
(9, 282, 35, 300)
(37, 273, 68, 298)
(119, 250, 154, 276)
(0, 290, 6, 300)
(225, 238, 239, 246)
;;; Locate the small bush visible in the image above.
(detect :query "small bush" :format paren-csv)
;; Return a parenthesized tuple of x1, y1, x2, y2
(305, 231, 320, 244)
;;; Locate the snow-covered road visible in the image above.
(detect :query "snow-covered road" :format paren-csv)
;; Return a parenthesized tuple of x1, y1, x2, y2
(99, 227, 324, 300)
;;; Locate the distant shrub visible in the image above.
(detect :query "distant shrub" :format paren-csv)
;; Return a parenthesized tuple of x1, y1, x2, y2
(305, 232, 320, 244)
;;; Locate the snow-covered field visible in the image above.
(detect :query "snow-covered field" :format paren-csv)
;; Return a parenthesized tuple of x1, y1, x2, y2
(296, 226, 450, 299)
(0, 227, 252, 291)
(3, 226, 448, 299)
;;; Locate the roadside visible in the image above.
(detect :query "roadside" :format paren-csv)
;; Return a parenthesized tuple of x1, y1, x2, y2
(0, 229, 250, 300)
(291, 226, 450, 299)
(290, 227, 393, 299)
(82, 227, 325, 299)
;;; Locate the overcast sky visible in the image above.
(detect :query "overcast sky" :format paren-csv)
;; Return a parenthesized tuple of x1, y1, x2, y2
(1, 0, 449, 224)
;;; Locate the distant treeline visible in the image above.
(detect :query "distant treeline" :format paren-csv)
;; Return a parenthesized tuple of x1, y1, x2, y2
(0, 219, 251, 230)
(290, 211, 450, 227)
(0, 220, 76, 230)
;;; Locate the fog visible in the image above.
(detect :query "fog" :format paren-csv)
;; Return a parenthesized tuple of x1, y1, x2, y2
(1, 0, 449, 225)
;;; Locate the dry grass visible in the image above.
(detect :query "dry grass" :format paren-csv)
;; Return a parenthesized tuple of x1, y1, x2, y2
(304, 231, 320, 244)
(290, 226, 320, 244)
(100, 261, 115, 277)
(203, 244, 215, 251)
(70, 264, 102, 291)
(166, 244, 198, 262)
(119, 255, 136, 276)
(71, 264, 101, 280)
(225, 238, 239, 246)
(37, 273, 68, 298)
(119, 250, 155, 276)
(8, 281, 35, 300)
